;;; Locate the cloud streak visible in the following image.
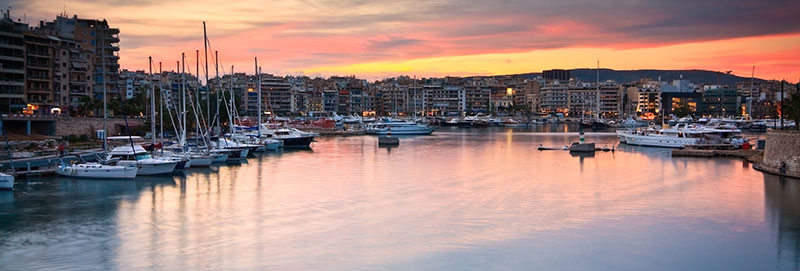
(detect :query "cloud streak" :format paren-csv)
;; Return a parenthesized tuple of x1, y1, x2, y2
(11, 0, 800, 79)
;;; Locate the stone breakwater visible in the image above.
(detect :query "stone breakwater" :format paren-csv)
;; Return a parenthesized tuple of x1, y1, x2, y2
(757, 130, 800, 178)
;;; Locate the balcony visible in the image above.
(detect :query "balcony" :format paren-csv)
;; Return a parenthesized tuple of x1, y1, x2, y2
(27, 87, 52, 94)
(27, 76, 51, 82)
(0, 68, 24, 75)
(27, 62, 51, 68)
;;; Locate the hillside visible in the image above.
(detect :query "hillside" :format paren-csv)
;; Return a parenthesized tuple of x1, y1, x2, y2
(496, 69, 767, 85)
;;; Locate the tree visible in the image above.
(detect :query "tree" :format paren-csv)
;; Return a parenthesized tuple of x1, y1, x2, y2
(673, 102, 692, 118)
(785, 91, 800, 130)
(77, 96, 100, 117)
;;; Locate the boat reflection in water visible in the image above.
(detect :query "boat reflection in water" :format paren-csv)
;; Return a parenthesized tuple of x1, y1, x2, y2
(4, 129, 800, 270)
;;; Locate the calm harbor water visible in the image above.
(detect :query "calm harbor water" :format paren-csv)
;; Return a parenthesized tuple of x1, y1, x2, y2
(0, 126, 797, 270)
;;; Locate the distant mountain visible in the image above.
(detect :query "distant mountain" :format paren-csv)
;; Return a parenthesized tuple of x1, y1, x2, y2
(497, 69, 767, 86)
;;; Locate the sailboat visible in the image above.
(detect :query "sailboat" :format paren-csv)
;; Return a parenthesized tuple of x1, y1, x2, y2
(56, 154, 138, 179)
(149, 55, 193, 170)
(105, 136, 178, 175)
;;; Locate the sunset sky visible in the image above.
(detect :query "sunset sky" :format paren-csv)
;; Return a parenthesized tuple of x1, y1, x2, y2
(10, 0, 800, 81)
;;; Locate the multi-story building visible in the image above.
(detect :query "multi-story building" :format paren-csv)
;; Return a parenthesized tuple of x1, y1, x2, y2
(464, 84, 490, 114)
(567, 84, 596, 117)
(0, 13, 26, 113)
(56, 38, 94, 113)
(598, 83, 622, 118)
(42, 15, 120, 101)
(118, 69, 149, 99)
(261, 74, 292, 116)
(625, 83, 661, 118)
(702, 86, 741, 117)
(322, 89, 338, 113)
(543, 69, 570, 81)
(23, 31, 55, 112)
(423, 81, 465, 116)
(539, 81, 569, 115)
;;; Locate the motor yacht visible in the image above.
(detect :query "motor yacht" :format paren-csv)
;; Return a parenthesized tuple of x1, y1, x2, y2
(618, 123, 741, 148)
(259, 123, 315, 148)
(366, 119, 434, 135)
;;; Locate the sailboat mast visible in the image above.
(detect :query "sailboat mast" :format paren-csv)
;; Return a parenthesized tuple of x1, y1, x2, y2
(196, 50, 200, 138)
(596, 60, 600, 120)
(215, 51, 221, 135)
(158, 62, 163, 153)
(749, 66, 755, 117)
(181, 53, 187, 149)
(203, 22, 210, 134)
(149, 56, 156, 148)
(255, 57, 261, 137)
(229, 65, 235, 136)
(101, 39, 107, 153)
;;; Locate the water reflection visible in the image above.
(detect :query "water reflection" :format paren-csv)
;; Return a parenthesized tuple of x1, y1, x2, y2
(0, 129, 795, 270)
(764, 174, 800, 268)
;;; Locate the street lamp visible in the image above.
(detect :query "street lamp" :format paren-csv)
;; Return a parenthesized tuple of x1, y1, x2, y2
(781, 80, 785, 129)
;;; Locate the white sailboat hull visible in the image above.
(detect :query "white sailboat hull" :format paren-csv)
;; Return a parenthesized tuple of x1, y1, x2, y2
(56, 164, 138, 179)
(189, 156, 213, 167)
(117, 160, 177, 175)
(211, 153, 228, 163)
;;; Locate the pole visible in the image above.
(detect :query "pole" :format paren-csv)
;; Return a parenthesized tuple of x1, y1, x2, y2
(149, 56, 156, 149)
(255, 57, 261, 137)
(203, 22, 210, 135)
(101, 34, 107, 153)
(196, 49, 200, 138)
(159, 62, 163, 154)
(596, 60, 600, 120)
(181, 53, 187, 148)
(749, 66, 754, 117)
(215, 51, 221, 135)
(229, 65, 235, 136)
(781, 80, 785, 129)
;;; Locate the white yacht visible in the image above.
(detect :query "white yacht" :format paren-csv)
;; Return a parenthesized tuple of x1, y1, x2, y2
(0, 173, 13, 190)
(366, 120, 434, 135)
(618, 124, 741, 148)
(106, 145, 178, 175)
(258, 123, 315, 148)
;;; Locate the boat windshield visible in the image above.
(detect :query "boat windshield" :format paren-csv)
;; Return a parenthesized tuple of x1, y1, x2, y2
(135, 153, 152, 160)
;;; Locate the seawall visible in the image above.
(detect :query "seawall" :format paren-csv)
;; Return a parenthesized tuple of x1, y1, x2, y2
(56, 117, 146, 137)
(757, 130, 800, 178)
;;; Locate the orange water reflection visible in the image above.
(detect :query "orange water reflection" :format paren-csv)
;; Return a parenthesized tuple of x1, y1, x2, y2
(102, 130, 768, 269)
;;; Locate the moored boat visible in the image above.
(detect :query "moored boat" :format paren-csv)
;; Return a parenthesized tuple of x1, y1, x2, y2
(366, 119, 434, 135)
(106, 145, 178, 175)
(0, 173, 13, 190)
(55, 155, 137, 179)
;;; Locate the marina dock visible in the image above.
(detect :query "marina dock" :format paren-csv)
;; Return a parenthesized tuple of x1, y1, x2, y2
(0, 149, 105, 176)
(671, 148, 763, 162)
